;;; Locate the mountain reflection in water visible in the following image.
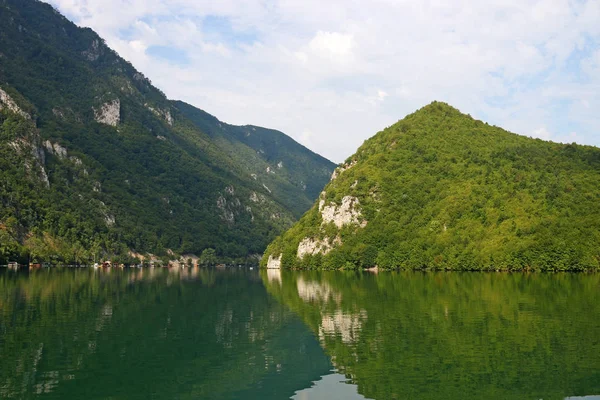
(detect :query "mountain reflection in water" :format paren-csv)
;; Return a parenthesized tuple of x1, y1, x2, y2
(262, 270, 600, 400)
(1, 267, 599, 400)
(0, 267, 331, 399)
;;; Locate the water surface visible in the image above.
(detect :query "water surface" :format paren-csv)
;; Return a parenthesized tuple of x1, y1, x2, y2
(1, 267, 599, 399)
(264, 269, 600, 400)
(0, 267, 331, 399)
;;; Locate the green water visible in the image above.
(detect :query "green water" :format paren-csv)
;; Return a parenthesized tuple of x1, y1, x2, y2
(1, 268, 599, 399)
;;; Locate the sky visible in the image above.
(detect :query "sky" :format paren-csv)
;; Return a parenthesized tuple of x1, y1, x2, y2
(47, 0, 600, 163)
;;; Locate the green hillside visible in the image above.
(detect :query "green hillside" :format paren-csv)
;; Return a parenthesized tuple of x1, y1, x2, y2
(0, 0, 334, 265)
(263, 102, 600, 271)
(175, 101, 334, 217)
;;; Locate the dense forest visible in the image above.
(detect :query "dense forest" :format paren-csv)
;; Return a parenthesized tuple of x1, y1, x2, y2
(263, 102, 600, 271)
(0, 0, 335, 265)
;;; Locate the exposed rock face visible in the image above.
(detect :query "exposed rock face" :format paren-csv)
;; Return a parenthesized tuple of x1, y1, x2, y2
(262, 184, 272, 194)
(216, 189, 245, 224)
(43, 140, 67, 159)
(0, 88, 30, 119)
(297, 236, 341, 258)
(9, 136, 49, 188)
(93, 99, 120, 126)
(330, 160, 356, 181)
(320, 196, 364, 228)
(82, 39, 101, 61)
(216, 195, 235, 224)
(105, 214, 116, 226)
(146, 104, 173, 126)
(98, 200, 115, 226)
(266, 253, 282, 269)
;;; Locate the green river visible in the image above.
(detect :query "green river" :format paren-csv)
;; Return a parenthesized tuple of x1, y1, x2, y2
(0, 267, 599, 399)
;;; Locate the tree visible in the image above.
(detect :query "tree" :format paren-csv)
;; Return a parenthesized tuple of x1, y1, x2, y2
(200, 248, 217, 266)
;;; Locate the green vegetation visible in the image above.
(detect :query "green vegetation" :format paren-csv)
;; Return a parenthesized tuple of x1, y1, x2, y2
(176, 101, 335, 218)
(262, 270, 600, 400)
(0, 0, 334, 264)
(264, 102, 600, 271)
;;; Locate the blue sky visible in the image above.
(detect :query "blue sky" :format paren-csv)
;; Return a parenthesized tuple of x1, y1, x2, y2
(48, 0, 599, 162)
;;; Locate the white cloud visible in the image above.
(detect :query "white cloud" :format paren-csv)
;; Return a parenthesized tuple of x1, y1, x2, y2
(47, 0, 600, 162)
(532, 127, 552, 140)
(308, 31, 354, 57)
(128, 40, 148, 53)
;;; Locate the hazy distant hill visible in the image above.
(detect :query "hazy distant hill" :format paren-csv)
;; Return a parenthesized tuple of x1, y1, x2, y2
(0, 0, 335, 264)
(263, 102, 600, 271)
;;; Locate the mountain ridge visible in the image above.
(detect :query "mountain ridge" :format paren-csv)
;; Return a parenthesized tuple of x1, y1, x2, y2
(0, 0, 336, 265)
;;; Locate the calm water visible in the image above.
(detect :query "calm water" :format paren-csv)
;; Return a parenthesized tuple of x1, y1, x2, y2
(1, 267, 599, 399)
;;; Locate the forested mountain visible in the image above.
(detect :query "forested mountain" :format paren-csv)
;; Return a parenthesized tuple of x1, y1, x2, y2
(263, 102, 600, 271)
(0, 0, 335, 264)
(175, 101, 335, 218)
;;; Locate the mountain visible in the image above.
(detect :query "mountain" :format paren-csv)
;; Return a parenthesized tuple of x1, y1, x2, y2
(263, 102, 600, 271)
(0, 0, 335, 265)
(174, 101, 335, 218)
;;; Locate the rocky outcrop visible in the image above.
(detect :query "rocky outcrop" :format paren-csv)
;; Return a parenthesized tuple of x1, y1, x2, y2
(216, 195, 234, 224)
(266, 253, 282, 269)
(98, 200, 115, 226)
(105, 214, 116, 226)
(297, 236, 341, 258)
(82, 39, 101, 61)
(320, 195, 365, 228)
(8, 136, 49, 188)
(93, 99, 120, 126)
(43, 140, 67, 159)
(0, 88, 30, 119)
(216, 188, 248, 224)
(146, 104, 173, 126)
(330, 160, 356, 181)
